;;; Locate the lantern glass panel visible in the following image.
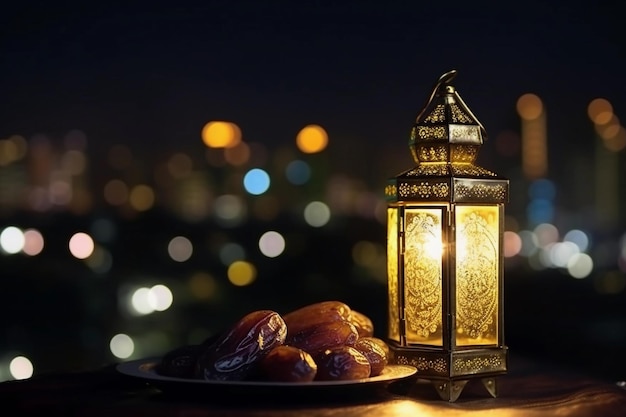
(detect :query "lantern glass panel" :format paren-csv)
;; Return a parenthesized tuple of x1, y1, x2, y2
(387, 207, 400, 342)
(455, 205, 500, 347)
(404, 207, 444, 346)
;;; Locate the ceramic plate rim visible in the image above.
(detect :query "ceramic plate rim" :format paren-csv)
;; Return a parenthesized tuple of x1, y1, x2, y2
(116, 357, 417, 388)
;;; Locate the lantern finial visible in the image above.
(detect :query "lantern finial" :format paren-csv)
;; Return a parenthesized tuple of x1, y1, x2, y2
(409, 69, 487, 166)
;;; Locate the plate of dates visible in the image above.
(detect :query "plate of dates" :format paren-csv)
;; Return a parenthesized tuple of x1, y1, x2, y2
(117, 302, 417, 397)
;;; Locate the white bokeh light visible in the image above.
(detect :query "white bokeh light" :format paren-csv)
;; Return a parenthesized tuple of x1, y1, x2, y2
(167, 236, 193, 262)
(148, 284, 173, 311)
(69, 232, 95, 259)
(567, 253, 594, 279)
(110, 334, 135, 359)
(0, 226, 25, 254)
(549, 241, 580, 268)
(9, 356, 34, 380)
(131, 287, 154, 315)
(258, 231, 286, 258)
(303, 201, 331, 227)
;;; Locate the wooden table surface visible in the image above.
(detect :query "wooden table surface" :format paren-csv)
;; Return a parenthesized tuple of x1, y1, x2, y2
(2, 355, 625, 417)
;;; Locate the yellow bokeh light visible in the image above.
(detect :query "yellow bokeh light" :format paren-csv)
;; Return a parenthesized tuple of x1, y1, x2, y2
(587, 98, 613, 125)
(201, 121, 242, 148)
(296, 124, 328, 153)
(129, 184, 155, 211)
(227, 260, 256, 286)
(516, 94, 543, 120)
(604, 126, 626, 152)
(596, 114, 621, 140)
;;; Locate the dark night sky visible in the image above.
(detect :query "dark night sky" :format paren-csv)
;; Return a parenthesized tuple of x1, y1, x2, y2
(1, 1, 625, 156)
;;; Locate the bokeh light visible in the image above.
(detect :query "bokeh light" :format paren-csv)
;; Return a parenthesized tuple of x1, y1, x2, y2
(148, 284, 173, 311)
(201, 121, 242, 148)
(168, 236, 193, 262)
(131, 288, 154, 315)
(258, 231, 285, 258)
(214, 194, 246, 226)
(516, 93, 543, 120)
(69, 232, 95, 259)
(587, 98, 613, 125)
(0, 226, 25, 254)
(296, 125, 328, 153)
(9, 356, 34, 380)
(129, 185, 155, 211)
(534, 223, 559, 247)
(303, 201, 331, 227)
(243, 168, 270, 195)
(22, 229, 45, 256)
(567, 253, 594, 279)
(503, 231, 522, 257)
(110, 334, 134, 359)
(564, 229, 590, 252)
(227, 260, 256, 286)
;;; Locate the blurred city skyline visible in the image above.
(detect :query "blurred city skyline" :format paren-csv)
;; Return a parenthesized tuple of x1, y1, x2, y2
(1, 0, 626, 383)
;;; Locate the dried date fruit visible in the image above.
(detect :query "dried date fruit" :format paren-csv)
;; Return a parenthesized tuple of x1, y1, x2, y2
(158, 344, 204, 378)
(256, 345, 317, 382)
(354, 337, 388, 377)
(366, 336, 390, 358)
(196, 310, 287, 381)
(314, 346, 371, 381)
(282, 301, 351, 336)
(348, 310, 374, 338)
(286, 320, 359, 357)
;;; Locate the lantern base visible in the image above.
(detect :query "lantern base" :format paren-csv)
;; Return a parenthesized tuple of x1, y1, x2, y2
(387, 342, 508, 402)
(431, 377, 498, 402)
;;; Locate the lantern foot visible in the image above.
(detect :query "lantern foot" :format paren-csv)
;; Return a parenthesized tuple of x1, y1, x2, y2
(432, 379, 468, 402)
(482, 377, 498, 398)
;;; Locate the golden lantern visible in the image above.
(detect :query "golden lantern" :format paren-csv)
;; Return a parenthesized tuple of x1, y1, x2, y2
(385, 70, 509, 402)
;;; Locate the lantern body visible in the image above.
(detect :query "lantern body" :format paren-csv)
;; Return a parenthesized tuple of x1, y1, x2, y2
(386, 70, 509, 402)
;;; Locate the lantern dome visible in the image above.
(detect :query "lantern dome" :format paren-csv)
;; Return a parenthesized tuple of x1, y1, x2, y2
(408, 69, 497, 177)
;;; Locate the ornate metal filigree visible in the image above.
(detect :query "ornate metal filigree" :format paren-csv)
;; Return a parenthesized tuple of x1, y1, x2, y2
(455, 182, 507, 201)
(453, 354, 505, 375)
(395, 355, 448, 374)
(417, 126, 447, 140)
(423, 104, 446, 123)
(450, 103, 472, 123)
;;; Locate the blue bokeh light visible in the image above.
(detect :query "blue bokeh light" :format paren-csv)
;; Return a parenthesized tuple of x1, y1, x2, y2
(243, 168, 270, 195)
